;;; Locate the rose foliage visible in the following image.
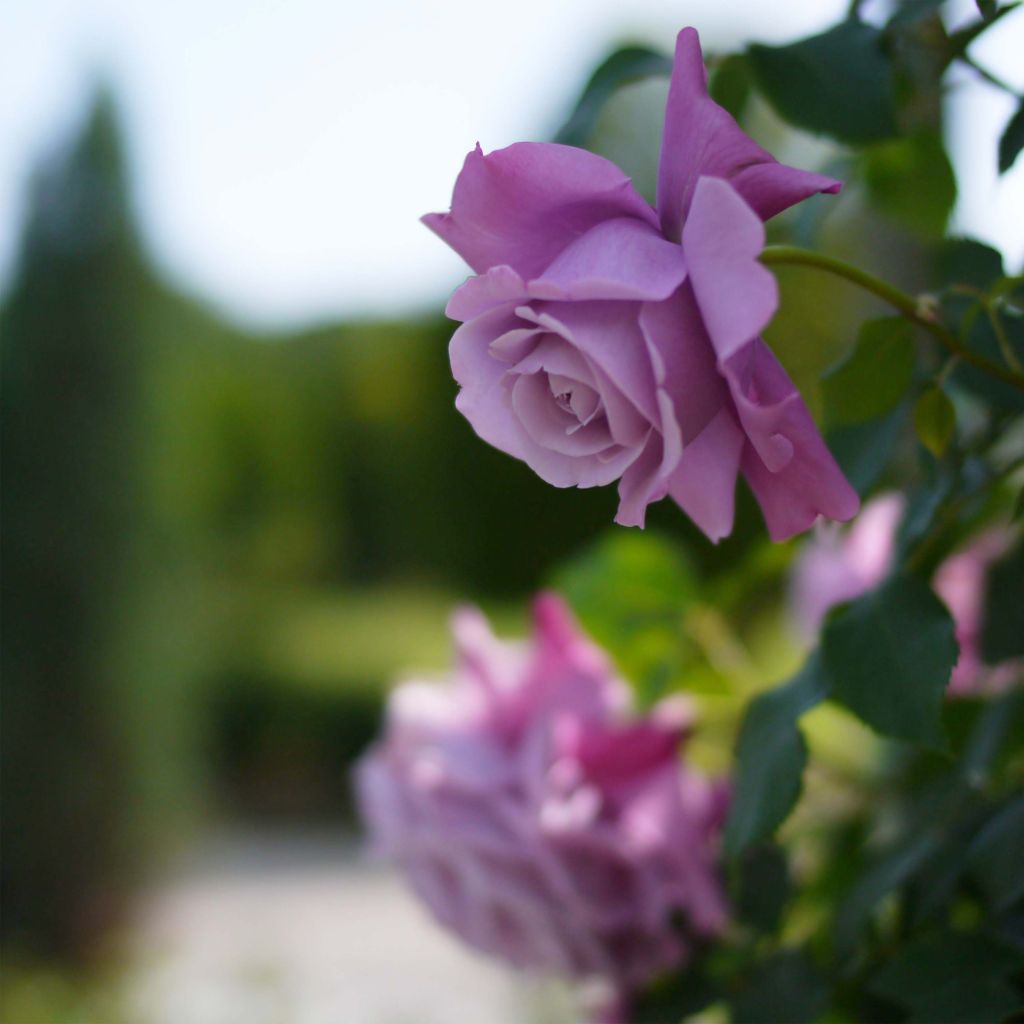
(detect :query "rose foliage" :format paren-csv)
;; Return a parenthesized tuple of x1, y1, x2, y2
(363, 7, 1024, 1023)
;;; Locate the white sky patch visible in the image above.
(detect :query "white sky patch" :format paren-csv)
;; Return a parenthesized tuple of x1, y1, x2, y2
(1, 0, 1019, 328)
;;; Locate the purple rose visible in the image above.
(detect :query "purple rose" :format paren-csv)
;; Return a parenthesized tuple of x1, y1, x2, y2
(356, 593, 728, 1004)
(791, 493, 1022, 695)
(424, 27, 859, 541)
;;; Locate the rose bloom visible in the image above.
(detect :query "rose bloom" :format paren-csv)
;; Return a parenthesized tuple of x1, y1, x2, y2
(424, 27, 858, 541)
(356, 594, 727, 1006)
(790, 493, 1022, 695)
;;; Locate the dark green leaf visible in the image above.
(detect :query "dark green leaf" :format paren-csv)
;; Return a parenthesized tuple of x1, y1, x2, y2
(724, 655, 830, 856)
(968, 797, 1024, 911)
(869, 930, 1024, 1023)
(864, 131, 957, 237)
(998, 97, 1024, 174)
(747, 20, 897, 144)
(825, 404, 908, 495)
(981, 541, 1024, 662)
(835, 829, 940, 954)
(931, 238, 1005, 291)
(734, 844, 791, 932)
(729, 951, 829, 1024)
(888, 0, 946, 24)
(949, 301, 1024, 413)
(552, 532, 696, 704)
(896, 474, 953, 553)
(822, 573, 957, 745)
(822, 317, 915, 427)
(977, 0, 998, 17)
(914, 386, 956, 457)
(555, 45, 672, 147)
(632, 968, 719, 1023)
(949, 3, 1022, 59)
(709, 54, 752, 120)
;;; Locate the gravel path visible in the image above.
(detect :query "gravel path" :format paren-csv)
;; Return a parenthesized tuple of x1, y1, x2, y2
(125, 829, 575, 1024)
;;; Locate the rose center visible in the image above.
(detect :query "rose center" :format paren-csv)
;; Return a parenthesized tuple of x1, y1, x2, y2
(547, 372, 600, 431)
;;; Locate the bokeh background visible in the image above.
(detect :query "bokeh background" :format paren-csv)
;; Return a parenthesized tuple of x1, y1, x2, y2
(2, 0, 1022, 1021)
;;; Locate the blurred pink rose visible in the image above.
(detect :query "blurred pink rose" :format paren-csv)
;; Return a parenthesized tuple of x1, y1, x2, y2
(356, 593, 727, 1003)
(425, 27, 858, 541)
(790, 493, 1021, 695)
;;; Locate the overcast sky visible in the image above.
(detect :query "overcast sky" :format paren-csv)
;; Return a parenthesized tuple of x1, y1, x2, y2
(1, 0, 1021, 328)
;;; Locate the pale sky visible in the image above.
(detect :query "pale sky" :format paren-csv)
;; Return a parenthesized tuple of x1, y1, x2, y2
(1, 0, 1021, 328)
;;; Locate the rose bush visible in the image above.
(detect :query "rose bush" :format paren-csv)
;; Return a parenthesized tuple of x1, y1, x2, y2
(424, 28, 859, 541)
(791, 493, 1021, 695)
(356, 593, 727, 1008)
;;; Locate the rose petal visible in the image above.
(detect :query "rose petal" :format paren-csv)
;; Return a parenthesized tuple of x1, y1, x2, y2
(527, 217, 687, 302)
(657, 27, 841, 241)
(524, 301, 661, 426)
(511, 374, 615, 456)
(613, 395, 683, 528)
(724, 339, 860, 540)
(639, 284, 728, 444)
(451, 309, 644, 489)
(447, 265, 526, 321)
(682, 176, 778, 363)
(424, 142, 659, 277)
(666, 407, 744, 542)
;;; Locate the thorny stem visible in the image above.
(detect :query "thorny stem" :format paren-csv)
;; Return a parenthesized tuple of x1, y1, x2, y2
(760, 245, 1024, 393)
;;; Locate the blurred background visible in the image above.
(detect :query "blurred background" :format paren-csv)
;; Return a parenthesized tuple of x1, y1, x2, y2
(1, 0, 1022, 1021)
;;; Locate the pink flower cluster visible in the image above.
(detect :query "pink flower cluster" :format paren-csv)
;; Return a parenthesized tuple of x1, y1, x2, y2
(356, 594, 727, 997)
(791, 494, 1021, 695)
(425, 28, 858, 541)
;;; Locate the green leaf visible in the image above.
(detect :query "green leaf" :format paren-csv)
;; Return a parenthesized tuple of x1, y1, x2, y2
(822, 317, 915, 427)
(998, 97, 1024, 174)
(747, 19, 897, 144)
(948, 3, 1022, 60)
(555, 45, 672, 147)
(869, 931, 1024, 1024)
(734, 843, 791, 933)
(864, 131, 957, 237)
(729, 951, 829, 1024)
(888, 0, 946, 22)
(552, 532, 696, 704)
(835, 829, 940, 955)
(981, 541, 1024, 662)
(914, 387, 956, 457)
(825, 404, 908, 496)
(709, 54, 752, 120)
(632, 968, 720, 1024)
(968, 797, 1024, 911)
(949, 300, 1024, 413)
(724, 655, 830, 856)
(931, 237, 1005, 291)
(822, 573, 957, 745)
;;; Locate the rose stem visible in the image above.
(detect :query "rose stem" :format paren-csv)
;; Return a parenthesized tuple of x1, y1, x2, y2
(759, 244, 1024, 393)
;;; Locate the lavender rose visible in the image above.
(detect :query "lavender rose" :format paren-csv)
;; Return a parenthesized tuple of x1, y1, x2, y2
(791, 493, 1022, 695)
(424, 27, 859, 541)
(356, 594, 728, 1009)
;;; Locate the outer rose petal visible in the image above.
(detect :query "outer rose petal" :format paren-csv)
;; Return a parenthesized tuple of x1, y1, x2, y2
(639, 284, 728, 444)
(666, 408, 745, 542)
(724, 339, 860, 540)
(447, 265, 526, 321)
(528, 218, 687, 302)
(682, 176, 778, 363)
(423, 142, 659, 278)
(657, 27, 841, 240)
